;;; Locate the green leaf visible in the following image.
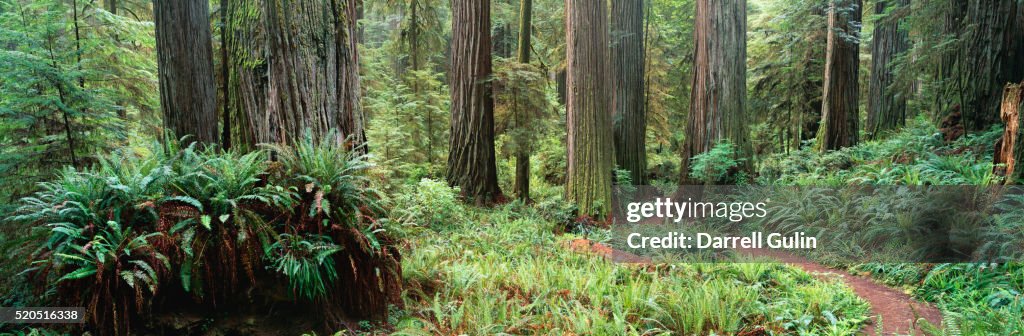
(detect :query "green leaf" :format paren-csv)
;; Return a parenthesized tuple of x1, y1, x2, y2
(219, 214, 230, 223)
(181, 258, 193, 292)
(162, 195, 204, 212)
(58, 266, 97, 282)
(200, 215, 212, 230)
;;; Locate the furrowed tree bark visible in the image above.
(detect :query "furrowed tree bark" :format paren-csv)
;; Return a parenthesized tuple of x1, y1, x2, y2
(565, 0, 614, 216)
(447, 0, 503, 204)
(994, 83, 1024, 184)
(226, 0, 365, 151)
(818, 0, 861, 151)
(339, 0, 367, 153)
(220, 0, 231, 149)
(514, 0, 532, 202)
(959, 1, 1024, 131)
(679, 0, 749, 184)
(612, 0, 647, 185)
(866, 0, 909, 140)
(154, 0, 218, 145)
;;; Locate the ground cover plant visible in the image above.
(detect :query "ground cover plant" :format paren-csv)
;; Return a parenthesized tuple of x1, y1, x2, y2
(752, 120, 1024, 335)
(3, 136, 402, 335)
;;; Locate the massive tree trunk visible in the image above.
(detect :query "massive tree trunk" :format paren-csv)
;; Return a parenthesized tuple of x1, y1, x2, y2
(154, 0, 218, 144)
(226, 0, 366, 150)
(933, 0, 967, 118)
(866, 0, 909, 140)
(514, 0, 533, 202)
(679, 0, 749, 184)
(612, 0, 647, 185)
(994, 82, 1024, 184)
(447, 0, 503, 204)
(959, 1, 1024, 131)
(565, 0, 614, 216)
(818, 0, 861, 151)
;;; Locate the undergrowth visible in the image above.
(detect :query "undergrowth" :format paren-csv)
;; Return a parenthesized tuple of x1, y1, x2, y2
(757, 117, 1024, 335)
(387, 183, 869, 335)
(3, 134, 402, 335)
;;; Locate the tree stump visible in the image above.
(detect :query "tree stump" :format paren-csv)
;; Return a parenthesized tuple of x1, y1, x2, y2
(993, 82, 1024, 184)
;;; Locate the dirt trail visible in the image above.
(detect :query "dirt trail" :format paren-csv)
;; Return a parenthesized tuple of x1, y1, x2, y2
(567, 239, 943, 335)
(740, 249, 943, 336)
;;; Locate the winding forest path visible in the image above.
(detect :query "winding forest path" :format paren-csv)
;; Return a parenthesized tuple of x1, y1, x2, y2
(568, 239, 943, 335)
(738, 249, 943, 336)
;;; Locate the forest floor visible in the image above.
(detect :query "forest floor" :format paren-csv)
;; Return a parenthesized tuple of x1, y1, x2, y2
(570, 239, 942, 335)
(741, 249, 944, 335)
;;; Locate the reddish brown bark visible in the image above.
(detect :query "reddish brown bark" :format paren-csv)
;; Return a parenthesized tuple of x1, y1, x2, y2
(680, 0, 750, 184)
(447, 0, 503, 204)
(818, 0, 862, 151)
(154, 0, 218, 145)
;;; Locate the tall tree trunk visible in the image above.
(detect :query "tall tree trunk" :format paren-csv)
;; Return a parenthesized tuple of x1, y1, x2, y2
(679, 0, 749, 184)
(447, 0, 503, 204)
(565, 0, 614, 216)
(612, 0, 647, 185)
(220, 0, 231, 149)
(866, 0, 909, 140)
(514, 0, 532, 202)
(817, 0, 861, 151)
(226, 0, 365, 150)
(106, 0, 127, 120)
(339, 0, 367, 153)
(155, 0, 219, 144)
(933, 0, 967, 118)
(959, 1, 1024, 131)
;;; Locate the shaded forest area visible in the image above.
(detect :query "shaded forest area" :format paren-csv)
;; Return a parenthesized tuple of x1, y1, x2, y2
(1, 0, 1023, 335)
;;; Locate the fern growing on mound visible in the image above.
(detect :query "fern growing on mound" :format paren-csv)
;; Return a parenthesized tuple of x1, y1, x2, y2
(263, 133, 402, 321)
(7, 134, 403, 335)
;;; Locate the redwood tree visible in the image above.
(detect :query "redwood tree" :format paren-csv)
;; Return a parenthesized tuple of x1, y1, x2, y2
(224, 0, 366, 150)
(514, 0, 533, 201)
(866, 0, 909, 140)
(565, 0, 614, 215)
(612, 0, 647, 185)
(447, 0, 503, 204)
(818, 0, 861, 151)
(958, 1, 1024, 131)
(154, 0, 218, 144)
(680, 0, 750, 184)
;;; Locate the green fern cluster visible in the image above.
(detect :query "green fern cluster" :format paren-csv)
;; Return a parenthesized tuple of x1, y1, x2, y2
(7, 133, 398, 334)
(757, 116, 1004, 186)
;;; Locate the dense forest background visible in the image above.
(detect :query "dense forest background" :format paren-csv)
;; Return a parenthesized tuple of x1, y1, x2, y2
(1, 0, 1023, 335)
(1, 0, 1022, 207)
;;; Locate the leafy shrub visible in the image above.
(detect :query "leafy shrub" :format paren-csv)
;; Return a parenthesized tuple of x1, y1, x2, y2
(392, 178, 465, 229)
(689, 141, 747, 184)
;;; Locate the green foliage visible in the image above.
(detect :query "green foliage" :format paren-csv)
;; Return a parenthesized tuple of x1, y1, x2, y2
(392, 178, 465, 229)
(363, 47, 450, 179)
(759, 117, 1024, 336)
(393, 209, 868, 335)
(748, 0, 828, 155)
(269, 233, 342, 301)
(492, 59, 558, 192)
(689, 141, 748, 184)
(758, 117, 1003, 186)
(265, 132, 382, 229)
(0, 0, 158, 204)
(6, 133, 398, 334)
